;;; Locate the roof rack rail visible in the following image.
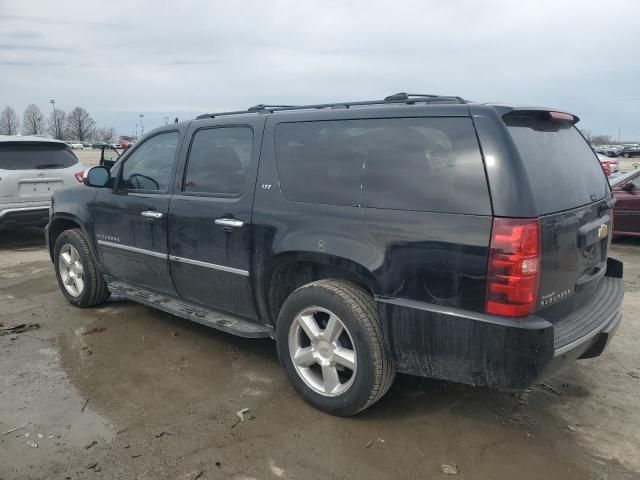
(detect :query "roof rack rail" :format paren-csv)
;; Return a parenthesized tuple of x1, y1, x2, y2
(196, 93, 466, 119)
(247, 104, 297, 112)
(383, 92, 465, 103)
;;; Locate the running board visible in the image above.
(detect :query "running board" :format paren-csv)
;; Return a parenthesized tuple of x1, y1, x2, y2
(107, 280, 270, 338)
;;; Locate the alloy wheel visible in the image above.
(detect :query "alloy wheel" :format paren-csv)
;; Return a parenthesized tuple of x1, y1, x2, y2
(288, 306, 357, 397)
(59, 244, 85, 297)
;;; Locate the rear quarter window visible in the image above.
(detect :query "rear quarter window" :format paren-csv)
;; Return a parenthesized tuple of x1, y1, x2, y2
(274, 117, 491, 215)
(505, 117, 608, 213)
(0, 143, 78, 170)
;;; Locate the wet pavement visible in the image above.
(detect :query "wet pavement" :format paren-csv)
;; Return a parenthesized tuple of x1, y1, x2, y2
(1, 228, 639, 480)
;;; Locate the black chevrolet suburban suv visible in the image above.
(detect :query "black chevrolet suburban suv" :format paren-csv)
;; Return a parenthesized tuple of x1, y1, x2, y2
(46, 93, 624, 416)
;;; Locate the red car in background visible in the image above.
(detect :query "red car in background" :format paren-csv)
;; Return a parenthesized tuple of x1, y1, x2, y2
(611, 169, 640, 237)
(117, 138, 133, 149)
(598, 153, 618, 177)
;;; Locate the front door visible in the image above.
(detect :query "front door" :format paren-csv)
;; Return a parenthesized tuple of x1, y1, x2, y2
(99, 146, 120, 168)
(168, 119, 264, 319)
(94, 130, 181, 295)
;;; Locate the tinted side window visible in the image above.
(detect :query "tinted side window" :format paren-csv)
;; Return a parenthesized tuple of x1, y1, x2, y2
(274, 123, 363, 207)
(120, 132, 179, 191)
(183, 127, 252, 195)
(275, 117, 490, 214)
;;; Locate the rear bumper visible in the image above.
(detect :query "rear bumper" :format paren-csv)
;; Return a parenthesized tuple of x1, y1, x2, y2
(377, 258, 624, 389)
(0, 204, 49, 230)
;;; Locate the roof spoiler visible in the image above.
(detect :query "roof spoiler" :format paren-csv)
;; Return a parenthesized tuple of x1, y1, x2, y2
(502, 108, 579, 125)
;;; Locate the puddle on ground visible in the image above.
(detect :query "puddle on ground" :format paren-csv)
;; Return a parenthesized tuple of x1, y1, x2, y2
(0, 333, 113, 473)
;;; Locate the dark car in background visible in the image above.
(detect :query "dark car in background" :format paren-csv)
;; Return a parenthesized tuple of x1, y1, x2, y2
(611, 169, 640, 237)
(47, 94, 624, 416)
(621, 144, 640, 158)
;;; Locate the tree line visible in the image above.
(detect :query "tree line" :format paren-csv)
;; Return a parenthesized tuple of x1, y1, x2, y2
(0, 104, 117, 142)
(579, 129, 624, 145)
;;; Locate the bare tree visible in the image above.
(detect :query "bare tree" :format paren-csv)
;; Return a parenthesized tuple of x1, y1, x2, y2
(591, 134, 613, 145)
(48, 109, 67, 140)
(22, 104, 45, 136)
(579, 129, 593, 143)
(96, 126, 117, 142)
(0, 106, 20, 135)
(66, 106, 95, 142)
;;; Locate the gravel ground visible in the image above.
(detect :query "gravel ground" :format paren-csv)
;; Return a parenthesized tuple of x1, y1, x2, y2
(0, 229, 639, 480)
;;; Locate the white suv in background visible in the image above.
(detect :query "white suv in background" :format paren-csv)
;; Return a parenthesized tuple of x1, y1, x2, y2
(0, 136, 85, 230)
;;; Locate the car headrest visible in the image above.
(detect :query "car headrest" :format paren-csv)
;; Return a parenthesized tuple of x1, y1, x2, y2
(210, 146, 242, 173)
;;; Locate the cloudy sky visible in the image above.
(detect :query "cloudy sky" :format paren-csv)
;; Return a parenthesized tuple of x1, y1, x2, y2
(1, 0, 639, 139)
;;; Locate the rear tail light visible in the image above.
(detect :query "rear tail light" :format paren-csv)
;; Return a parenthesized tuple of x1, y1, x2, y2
(74, 171, 84, 183)
(485, 217, 540, 317)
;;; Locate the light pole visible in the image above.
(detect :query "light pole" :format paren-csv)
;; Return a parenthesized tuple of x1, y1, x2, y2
(139, 114, 145, 137)
(49, 98, 62, 140)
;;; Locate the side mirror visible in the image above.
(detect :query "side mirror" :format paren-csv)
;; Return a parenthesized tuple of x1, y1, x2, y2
(84, 166, 111, 188)
(622, 181, 637, 192)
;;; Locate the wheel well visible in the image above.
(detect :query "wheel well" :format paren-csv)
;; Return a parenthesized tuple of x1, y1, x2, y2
(48, 218, 82, 257)
(267, 260, 378, 323)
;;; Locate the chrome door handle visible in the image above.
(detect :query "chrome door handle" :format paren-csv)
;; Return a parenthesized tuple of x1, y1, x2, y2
(141, 210, 163, 219)
(215, 218, 244, 228)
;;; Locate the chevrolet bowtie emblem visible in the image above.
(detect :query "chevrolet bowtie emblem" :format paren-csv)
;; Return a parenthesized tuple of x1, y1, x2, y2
(598, 223, 608, 239)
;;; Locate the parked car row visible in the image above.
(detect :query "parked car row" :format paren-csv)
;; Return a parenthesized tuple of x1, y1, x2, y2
(67, 140, 135, 150)
(593, 144, 640, 158)
(593, 144, 623, 157)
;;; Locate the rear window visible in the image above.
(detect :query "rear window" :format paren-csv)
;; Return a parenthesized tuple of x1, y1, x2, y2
(0, 143, 78, 170)
(505, 117, 608, 213)
(275, 117, 490, 214)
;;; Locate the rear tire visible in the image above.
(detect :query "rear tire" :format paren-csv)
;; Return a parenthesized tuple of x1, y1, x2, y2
(54, 229, 110, 307)
(276, 279, 395, 416)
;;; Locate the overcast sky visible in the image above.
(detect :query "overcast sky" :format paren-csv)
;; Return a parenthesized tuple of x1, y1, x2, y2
(1, 0, 639, 139)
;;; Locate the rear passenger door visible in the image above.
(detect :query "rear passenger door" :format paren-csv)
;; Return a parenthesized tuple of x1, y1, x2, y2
(168, 117, 265, 319)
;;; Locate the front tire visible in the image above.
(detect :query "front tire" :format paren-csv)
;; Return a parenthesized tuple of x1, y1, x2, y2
(54, 229, 110, 307)
(276, 279, 396, 416)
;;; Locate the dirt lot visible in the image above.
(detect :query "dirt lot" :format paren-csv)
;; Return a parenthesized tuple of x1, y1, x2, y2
(1, 233, 639, 480)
